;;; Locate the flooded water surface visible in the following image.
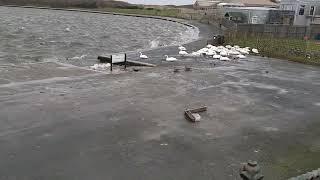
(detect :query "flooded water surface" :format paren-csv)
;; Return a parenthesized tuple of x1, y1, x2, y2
(0, 6, 199, 66)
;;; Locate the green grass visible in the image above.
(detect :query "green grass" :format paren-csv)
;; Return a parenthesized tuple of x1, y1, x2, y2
(225, 34, 320, 65)
(268, 146, 320, 179)
(98, 7, 181, 18)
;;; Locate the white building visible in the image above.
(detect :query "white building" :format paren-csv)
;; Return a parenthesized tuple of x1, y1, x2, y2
(280, 0, 320, 25)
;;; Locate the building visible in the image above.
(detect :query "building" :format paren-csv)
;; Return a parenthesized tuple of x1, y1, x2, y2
(224, 7, 294, 24)
(224, 11, 248, 23)
(280, 0, 320, 26)
(268, 9, 295, 24)
(219, 0, 278, 8)
(194, 0, 278, 11)
(193, 0, 221, 10)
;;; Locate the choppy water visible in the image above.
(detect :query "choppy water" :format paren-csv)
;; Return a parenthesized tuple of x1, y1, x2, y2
(0, 6, 199, 66)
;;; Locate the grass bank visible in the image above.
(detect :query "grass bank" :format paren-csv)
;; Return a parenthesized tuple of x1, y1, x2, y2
(225, 34, 320, 65)
(98, 7, 181, 18)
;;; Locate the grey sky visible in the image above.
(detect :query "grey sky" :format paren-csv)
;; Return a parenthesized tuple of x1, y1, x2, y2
(126, 0, 194, 5)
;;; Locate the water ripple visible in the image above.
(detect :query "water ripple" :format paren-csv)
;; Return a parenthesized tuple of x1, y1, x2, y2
(0, 6, 199, 66)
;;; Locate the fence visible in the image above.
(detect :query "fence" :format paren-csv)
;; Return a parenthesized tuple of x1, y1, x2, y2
(225, 23, 320, 40)
(310, 24, 320, 40)
(221, 18, 237, 29)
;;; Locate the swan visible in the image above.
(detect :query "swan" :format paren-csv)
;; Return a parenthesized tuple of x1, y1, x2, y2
(215, 48, 223, 53)
(210, 46, 218, 51)
(229, 50, 240, 55)
(220, 51, 228, 56)
(252, 48, 259, 54)
(220, 56, 230, 61)
(206, 44, 214, 48)
(237, 54, 246, 59)
(212, 54, 221, 59)
(197, 48, 209, 54)
(191, 51, 201, 57)
(139, 52, 148, 59)
(179, 50, 188, 56)
(205, 50, 216, 56)
(165, 55, 177, 62)
(178, 45, 186, 51)
(225, 45, 232, 49)
(239, 49, 250, 55)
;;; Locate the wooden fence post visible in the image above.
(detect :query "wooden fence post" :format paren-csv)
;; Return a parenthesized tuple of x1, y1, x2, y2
(124, 53, 127, 70)
(110, 55, 113, 72)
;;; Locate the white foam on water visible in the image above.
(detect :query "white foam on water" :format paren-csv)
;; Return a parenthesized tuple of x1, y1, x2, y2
(65, 27, 71, 32)
(69, 54, 87, 60)
(223, 81, 289, 95)
(149, 39, 161, 48)
(262, 127, 279, 132)
(89, 63, 110, 71)
(147, 26, 199, 50)
(313, 102, 320, 106)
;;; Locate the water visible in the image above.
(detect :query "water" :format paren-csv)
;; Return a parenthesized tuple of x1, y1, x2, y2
(0, 6, 199, 66)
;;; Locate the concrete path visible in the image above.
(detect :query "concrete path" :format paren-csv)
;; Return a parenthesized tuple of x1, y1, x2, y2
(0, 54, 320, 179)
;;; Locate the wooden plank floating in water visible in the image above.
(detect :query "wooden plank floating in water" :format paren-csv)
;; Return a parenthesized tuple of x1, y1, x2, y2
(125, 60, 156, 67)
(185, 110, 196, 122)
(97, 56, 111, 63)
(97, 55, 156, 71)
(184, 106, 207, 122)
(188, 106, 207, 113)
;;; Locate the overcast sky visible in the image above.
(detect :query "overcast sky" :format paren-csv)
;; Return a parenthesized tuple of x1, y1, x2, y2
(126, 0, 194, 5)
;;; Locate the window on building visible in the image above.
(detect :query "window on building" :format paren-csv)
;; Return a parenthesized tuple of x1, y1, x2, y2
(299, 5, 305, 15)
(310, 6, 315, 16)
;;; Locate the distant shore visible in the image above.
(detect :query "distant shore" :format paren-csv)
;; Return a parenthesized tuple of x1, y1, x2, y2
(0, 4, 194, 28)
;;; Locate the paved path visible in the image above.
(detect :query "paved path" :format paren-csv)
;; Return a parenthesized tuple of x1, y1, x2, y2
(0, 21, 320, 180)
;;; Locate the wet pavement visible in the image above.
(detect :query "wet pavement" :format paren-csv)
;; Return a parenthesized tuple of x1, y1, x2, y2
(0, 21, 320, 180)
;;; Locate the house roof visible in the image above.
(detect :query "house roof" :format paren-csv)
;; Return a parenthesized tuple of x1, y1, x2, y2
(194, 0, 278, 8)
(194, 0, 221, 7)
(281, 0, 320, 4)
(226, 0, 278, 7)
(229, 6, 277, 10)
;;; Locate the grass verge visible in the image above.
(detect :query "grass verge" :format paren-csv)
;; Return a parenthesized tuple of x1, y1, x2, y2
(225, 34, 320, 65)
